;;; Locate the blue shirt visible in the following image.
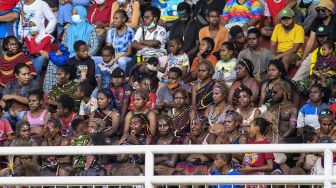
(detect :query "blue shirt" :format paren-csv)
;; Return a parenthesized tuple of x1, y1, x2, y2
(297, 102, 329, 129)
(209, 168, 240, 188)
(106, 27, 134, 53)
(0, 7, 20, 38)
(95, 61, 119, 88)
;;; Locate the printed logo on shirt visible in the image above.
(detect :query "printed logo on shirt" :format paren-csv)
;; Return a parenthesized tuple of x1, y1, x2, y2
(243, 152, 258, 165)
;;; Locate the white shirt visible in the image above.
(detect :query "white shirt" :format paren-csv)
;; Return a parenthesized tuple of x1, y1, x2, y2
(17, 0, 56, 38)
(133, 25, 166, 50)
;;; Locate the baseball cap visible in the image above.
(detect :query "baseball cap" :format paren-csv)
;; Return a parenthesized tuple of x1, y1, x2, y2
(111, 67, 125, 78)
(279, 7, 295, 18)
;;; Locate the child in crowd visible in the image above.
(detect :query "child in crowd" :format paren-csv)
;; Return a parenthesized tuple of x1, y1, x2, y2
(109, 68, 131, 120)
(96, 46, 119, 91)
(190, 37, 218, 80)
(129, 75, 158, 110)
(311, 41, 336, 86)
(242, 118, 274, 177)
(67, 40, 96, 87)
(0, 105, 13, 146)
(75, 81, 97, 120)
(57, 94, 79, 138)
(209, 153, 240, 188)
(213, 42, 237, 86)
(160, 37, 189, 82)
(129, 57, 159, 89)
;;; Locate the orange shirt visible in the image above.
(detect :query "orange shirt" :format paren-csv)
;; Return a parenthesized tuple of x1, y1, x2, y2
(199, 26, 229, 53)
(191, 55, 218, 72)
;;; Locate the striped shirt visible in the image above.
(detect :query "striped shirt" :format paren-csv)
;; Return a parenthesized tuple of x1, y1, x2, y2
(222, 0, 262, 24)
(297, 102, 329, 129)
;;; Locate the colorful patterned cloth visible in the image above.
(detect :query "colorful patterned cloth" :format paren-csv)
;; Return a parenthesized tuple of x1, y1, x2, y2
(222, 0, 262, 24)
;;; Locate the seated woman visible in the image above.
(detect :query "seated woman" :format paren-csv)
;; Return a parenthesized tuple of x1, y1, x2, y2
(205, 81, 234, 126)
(259, 60, 299, 108)
(222, 0, 262, 31)
(191, 60, 216, 116)
(110, 0, 140, 30)
(61, 6, 98, 57)
(106, 9, 134, 71)
(0, 36, 36, 89)
(91, 89, 120, 139)
(87, 0, 113, 54)
(154, 114, 181, 175)
(123, 89, 157, 137)
(11, 121, 39, 163)
(24, 19, 53, 81)
(48, 65, 79, 104)
(41, 119, 73, 176)
(1, 64, 39, 126)
(174, 116, 216, 175)
(228, 59, 260, 107)
(22, 89, 50, 140)
(236, 87, 261, 131)
(168, 88, 193, 139)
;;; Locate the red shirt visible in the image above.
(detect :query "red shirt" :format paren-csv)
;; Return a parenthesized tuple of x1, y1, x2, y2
(0, 119, 13, 141)
(128, 92, 156, 110)
(87, 0, 113, 25)
(243, 139, 274, 168)
(24, 36, 51, 55)
(265, 0, 286, 19)
(0, 0, 19, 11)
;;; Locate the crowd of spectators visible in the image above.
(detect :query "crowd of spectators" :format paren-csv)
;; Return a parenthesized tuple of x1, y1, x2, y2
(0, 0, 336, 185)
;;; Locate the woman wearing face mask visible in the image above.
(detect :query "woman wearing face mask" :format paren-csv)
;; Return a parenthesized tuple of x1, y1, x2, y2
(110, 0, 140, 29)
(106, 9, 134, 72)
(24, 19, 54, 82)
(61, 6, 98, 57)
(0, 36, 36, 89)
(87, 0, 113, 55)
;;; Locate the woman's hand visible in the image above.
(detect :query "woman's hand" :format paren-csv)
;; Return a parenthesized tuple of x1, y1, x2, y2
(39, 50, 49, 59)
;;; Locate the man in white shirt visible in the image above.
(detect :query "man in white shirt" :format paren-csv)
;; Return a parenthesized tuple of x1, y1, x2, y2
(17, 0, 56, 39)
(132, 6, 167, 60)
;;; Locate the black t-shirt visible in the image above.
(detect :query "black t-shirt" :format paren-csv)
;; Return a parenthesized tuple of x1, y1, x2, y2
(169, 19, 202, 61)
(193, 0, 226, 19)
(309, 15, 336, 41)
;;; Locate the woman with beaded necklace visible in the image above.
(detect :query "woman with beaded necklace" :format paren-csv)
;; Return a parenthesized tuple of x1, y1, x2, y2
(168, 88, 193, 140)
(205, 81, 234, 126)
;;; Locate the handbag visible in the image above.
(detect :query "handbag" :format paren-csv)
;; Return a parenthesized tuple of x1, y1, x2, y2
(196, 0, 208, 25)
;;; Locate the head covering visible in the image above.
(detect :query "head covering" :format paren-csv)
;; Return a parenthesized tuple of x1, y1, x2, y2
(279, 7, 295, 18)
(238, 59, 254, 77)
(27, 18, 55, 43)
(90, 118, 106, 132)
(316, 25, 330, 36)
(67, 6, 94, 57)
(111, 67, 125, 78)
(316, 0, 335, 13)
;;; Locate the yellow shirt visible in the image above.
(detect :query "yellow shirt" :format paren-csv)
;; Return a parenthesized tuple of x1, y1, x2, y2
(309, 46, 336, 76)
(271, 23, 304, 57)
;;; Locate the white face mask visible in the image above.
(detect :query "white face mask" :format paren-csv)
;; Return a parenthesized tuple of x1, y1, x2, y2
(146, 21, 156, 29)
(95, 0, 106, 4)
(71, 14, 81, 24)
(29, 26, 39, 33)
(117, 0, 126, 4)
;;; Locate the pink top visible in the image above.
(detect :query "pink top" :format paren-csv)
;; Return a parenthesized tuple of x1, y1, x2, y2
(0, 119, 13, 141)
(27, 110, 48, 128)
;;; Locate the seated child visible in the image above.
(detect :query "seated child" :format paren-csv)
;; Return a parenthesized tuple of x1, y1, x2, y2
(189, 37, 218, 81)
(311, 41, 336, 86)
(213, 42, 237, 87)
(209, 153, 240, 188)
(75, 81, 97, 119)
(0, 105, 13, 146)
(159, 37, 189, 82)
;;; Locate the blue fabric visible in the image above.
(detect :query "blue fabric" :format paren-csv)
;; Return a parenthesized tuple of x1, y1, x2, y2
(106, 27, 134, 53)
(72, 0, 91, 6)
(57, 3, 73, 25)
(0, 8, 20, 38)
(66, 6, 94, 56)
(49, 44, 70, 67)
(32, 56, 48, 82)
(209, 168, 240, 188)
